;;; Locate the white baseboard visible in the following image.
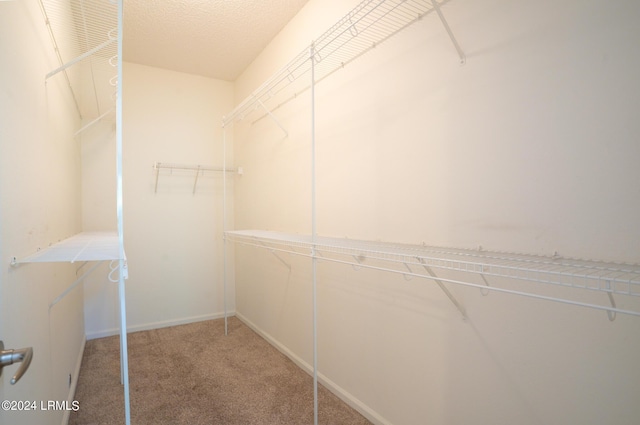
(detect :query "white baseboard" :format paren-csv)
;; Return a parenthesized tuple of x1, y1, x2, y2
(235, 312, 392, 425)
(62, 334, 86, 425)
(85, 311, 236, 340)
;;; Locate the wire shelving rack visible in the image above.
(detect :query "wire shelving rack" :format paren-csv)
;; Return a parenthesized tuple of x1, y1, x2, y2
(222, 0, 459, 128)
(32, 1, 131, 424)
(220, 1, 640, 425)
(226, 230, 640, 318)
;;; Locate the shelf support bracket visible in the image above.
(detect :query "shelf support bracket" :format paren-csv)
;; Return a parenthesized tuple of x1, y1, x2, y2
(431, 0, 466, 65)
(419, 258, 467, 319)
(403, 263, 414, 281)
(605, 281, 617, 321)
(154, 163, 161, 193)
(351, 254, 365, 271)
(270, 250, 291, 271)
(256, 99, 288, 137)
(193, 166, 201, 194)
(49, 261, 104, 309)
(479, 273, 491, 296)
(74, 108, 114, 136)
(258, 242, 291, 271)
(46, 38, 115, 80)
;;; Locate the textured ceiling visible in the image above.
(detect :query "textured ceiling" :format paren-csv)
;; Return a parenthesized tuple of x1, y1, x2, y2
(123, 0, 310, 82)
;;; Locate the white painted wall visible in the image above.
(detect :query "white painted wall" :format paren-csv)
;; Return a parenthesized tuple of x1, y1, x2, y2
(0, 1, 85, 424)
(232, 0, 640, 424)
(83, 63, 235, 338)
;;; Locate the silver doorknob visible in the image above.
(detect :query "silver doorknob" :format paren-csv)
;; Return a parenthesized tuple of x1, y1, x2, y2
(0, 341, 33, 385)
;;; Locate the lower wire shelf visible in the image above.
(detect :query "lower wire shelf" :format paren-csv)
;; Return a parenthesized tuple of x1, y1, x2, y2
(12, 231, 124, 264)
(226, 229, 640, 318)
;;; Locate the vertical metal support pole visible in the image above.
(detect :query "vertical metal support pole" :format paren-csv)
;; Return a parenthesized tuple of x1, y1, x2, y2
(116, 1, 131, 424)
(223, 127, 229, 336)
(310, 43, 318, 425)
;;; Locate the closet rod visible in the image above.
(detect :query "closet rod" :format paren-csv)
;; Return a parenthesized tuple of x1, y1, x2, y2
(154, 162, 240, 194)
(153, 162, 239, 173)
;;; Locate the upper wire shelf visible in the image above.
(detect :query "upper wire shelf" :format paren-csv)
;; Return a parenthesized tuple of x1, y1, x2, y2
(40, 0, 118, 124)
(222, 0, 449, 127)
(226, 230, 640, 318)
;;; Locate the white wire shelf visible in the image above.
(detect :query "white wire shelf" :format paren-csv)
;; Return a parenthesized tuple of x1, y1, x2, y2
(226, 230, 640, 318)
(223, 0, 451, 127)
(40, 0, 118, 124)
(12, 231, 124, 264)
(153, 162, 241, 194)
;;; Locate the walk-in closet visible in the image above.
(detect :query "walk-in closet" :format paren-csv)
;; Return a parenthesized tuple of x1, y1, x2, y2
(2, 0, 640, 424)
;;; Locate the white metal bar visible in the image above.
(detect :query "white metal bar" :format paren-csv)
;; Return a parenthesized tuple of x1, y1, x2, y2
(256, 99, 288, 137)
(606, 281, 617, 322)
(192, 166, 201, 194)
(71, 237, 94, 263)
(223, 0, 451, 127)
(310, 43, 319, 425)
(225, 231, 640, 286)
(324, 257, 640, 317)
(74, 108, 114, 136)
(431, 0, 466, 64)
(479, 273, 491, 295)
(13, 232, 121, 264)
(79, 0, 101, 115)
(223, 127, 228, 336)
(229, 236, 640, 318)
(45, 38, 114, 80)
(116, 1, 131, 423)
(154, 162, 238, 173)
(154, 164, 161, 194)
(226, 230, 640, 317)
(154, 162, 238, 195)
(420, 261, 467, 319)
(38, 0, 82, 118)
(258, 242, 292, 271)
(49, 261, 104, 308)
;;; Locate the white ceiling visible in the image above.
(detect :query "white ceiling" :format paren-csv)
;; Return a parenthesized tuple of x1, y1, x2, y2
(123, 0, 310, 82)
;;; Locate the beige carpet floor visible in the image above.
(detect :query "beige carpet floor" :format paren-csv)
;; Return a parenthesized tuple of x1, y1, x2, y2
(69, 317, 372, 425)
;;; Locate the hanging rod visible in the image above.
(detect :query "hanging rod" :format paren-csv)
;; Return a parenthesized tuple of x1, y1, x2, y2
(153, 162, 242, 194)
(153, 162, 239, 173)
